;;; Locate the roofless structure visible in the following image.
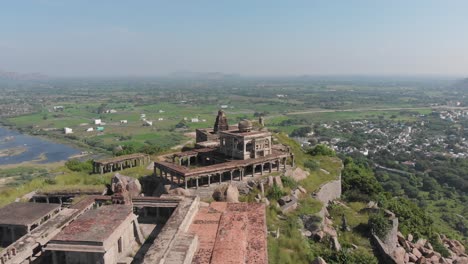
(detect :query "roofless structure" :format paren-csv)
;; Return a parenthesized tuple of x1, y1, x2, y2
(93, 153, 150, 174)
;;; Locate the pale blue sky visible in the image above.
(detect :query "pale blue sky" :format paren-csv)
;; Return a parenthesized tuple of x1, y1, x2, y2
(1, 1, 467, 77)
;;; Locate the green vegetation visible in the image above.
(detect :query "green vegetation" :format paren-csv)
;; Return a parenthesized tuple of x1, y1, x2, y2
(308, 144, 336, 157)
(65, 159, 93, 173)
(341, 157, 383, 202)
(368, 212, 392, 239)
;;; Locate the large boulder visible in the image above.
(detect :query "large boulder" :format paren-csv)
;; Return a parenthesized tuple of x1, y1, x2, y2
(167, 187, 191, 196)
(111, 173, 142, 197)
(284, 167, 309, 181)
(312, 257, 327, 264)
(212, 184, 239, 203)
(226, 184, 239, 202)
(273, 176, 283, 189)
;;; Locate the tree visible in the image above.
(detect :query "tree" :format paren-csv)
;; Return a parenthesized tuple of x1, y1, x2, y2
(308, 144, 336, 157)
(342, 157, 383, 201)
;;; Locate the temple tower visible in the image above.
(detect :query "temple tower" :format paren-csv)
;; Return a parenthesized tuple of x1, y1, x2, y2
(213, 110, 229, 133)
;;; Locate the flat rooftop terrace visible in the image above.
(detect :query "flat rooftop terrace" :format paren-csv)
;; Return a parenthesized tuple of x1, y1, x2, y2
(189, 202, 268, 264)
(52, 205, 132, 243)
(0, 202, 61, 226)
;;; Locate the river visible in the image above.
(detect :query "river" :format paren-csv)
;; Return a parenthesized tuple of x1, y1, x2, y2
(0, 127, 81, 165)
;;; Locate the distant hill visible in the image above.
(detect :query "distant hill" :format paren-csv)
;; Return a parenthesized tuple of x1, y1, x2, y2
(0, 70, 48, 81)
(167, 71, 240, 80)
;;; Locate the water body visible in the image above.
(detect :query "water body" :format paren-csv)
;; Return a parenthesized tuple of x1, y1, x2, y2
(0, 127, 80, 165)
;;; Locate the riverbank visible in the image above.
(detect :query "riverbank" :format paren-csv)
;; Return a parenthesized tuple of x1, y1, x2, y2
(0, 146, 27, 157)
(0, 120, 109, 156)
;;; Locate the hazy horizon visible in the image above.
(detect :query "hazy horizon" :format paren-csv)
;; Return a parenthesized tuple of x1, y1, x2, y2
(1, 1, 468, 77)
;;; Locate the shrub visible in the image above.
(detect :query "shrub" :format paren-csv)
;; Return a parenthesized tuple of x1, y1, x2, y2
(304, 160, 319, 171)
(281, 176, 298, 189)
(368, 212, 392, 239)
(267, 185, 286, 200)
(307, 144, 336, 157)
(65, 159, 93, 173)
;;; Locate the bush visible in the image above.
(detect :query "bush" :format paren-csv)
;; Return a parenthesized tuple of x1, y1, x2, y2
(65, 159, 93, 173)
(342, 157, 383, 202)
(368, 212, 392, 239)
(281, 176, 298, 189)
(267, 185, 286, 200)
(304, 160, 319, 171)
(308, 144, 336, 157)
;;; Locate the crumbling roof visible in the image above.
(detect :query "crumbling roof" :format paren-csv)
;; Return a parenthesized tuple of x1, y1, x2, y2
(0, 202, 61, 226)
(52, 205, 132, 243)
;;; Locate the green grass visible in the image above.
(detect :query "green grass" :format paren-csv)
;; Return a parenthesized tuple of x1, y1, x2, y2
(266, 134, 344, 264)
(0, 163, 154, 207)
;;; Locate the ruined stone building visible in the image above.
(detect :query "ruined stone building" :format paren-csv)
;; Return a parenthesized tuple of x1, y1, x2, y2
(155, 110, 294, 189)
(0, 203, 61, 247)
(46, 205, 142, 264)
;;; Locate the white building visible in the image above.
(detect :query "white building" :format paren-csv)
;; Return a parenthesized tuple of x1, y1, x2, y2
(94, 119, 102, 125)
(158, 118, 164, 121)
(120, 120, 128, 124)
(143, 120, 153, 126)
(220, 105, 228, 109)
(64, 127, 73, 134)
(85, 127, 94, 132)
(191, 118, 199, 123)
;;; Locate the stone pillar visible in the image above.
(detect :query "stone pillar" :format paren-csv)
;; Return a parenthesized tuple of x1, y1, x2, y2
(196, 177, 199, 189)
(187, 157, 191, 167)
(252, 164, 256, 177)
(292, 155, 295, 167)
(230, 170, 233, 181)
(52, 251, 58, 264)
(283, 158, 287, 169)
(178, 158, 182, 166)
(219, 173, 222, 184)
(185, 177, 188, 189)
(276, 160, 280, 171)
(10, 227, 15, 244)
(100, 165, 104, 174)
(208, 175, 211, 186)
(269, 162, 272, 173)
(46, 196, 49, 204)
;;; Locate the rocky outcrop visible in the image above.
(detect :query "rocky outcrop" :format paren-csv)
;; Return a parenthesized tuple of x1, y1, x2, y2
(110, 173, 142, 197)
(167, 187, 191, 196)
(212, 184, 239, 203)
(372, 211, 467, 264)
(284, 167, 309, 181)
(278, 195, 298, 213)
(312, 175, 341, 206)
